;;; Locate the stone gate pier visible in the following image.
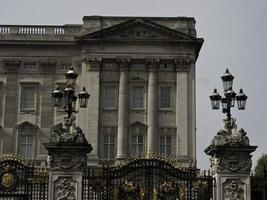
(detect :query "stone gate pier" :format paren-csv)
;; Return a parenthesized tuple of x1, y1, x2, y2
(205, 118, 257, 200)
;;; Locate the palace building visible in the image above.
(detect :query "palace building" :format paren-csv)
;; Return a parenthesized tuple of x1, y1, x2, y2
(0, 16, 203, 165)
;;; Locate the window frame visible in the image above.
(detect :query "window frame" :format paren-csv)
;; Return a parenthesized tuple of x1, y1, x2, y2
(102, 85, 117, 111)
(131, 135, 144, 155)
(19, 83, 38, 113)
(159, 135, 172, 156)
(102, 134, 116, 160)
(131, 85, 145, 110)
(159, 86, 172, 111)
(19, 133, 33, 158)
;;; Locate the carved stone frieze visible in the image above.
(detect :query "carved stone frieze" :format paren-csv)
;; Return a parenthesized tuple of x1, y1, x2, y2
(4, 60, 21, 72)
(55, 177, 76, 200)
(49, 151, 87, 170)
(216, 152, 252, 173)
(223, 179, 244, 200)
(119, 28, 158, 40)
(86, 57, 102, 71)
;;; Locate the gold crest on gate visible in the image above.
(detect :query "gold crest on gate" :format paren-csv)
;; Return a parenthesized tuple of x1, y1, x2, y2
(1, 166, 15, 189)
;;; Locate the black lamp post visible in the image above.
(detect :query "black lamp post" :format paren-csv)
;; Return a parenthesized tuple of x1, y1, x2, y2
(52, 66, 90, 138)
(209, 69, 248, 121)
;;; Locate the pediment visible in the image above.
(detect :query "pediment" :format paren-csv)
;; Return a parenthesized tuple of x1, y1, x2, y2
(79, 18, 196, 41)
(15, 121, 39, 130)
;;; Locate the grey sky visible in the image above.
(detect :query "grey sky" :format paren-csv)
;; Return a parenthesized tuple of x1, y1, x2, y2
(1, 0, 266, 169)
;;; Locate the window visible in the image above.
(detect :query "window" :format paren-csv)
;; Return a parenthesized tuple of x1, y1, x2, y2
(160, 136, 171, 156)
(132, 86, 144, 109)
(19, 133, 33, 158)
(20, 85, 36, 112)
(103, 86, 116, 109)
(160, 87, 171, 109)
(103, 135, 116, 160)
(131, 135, 144, 155)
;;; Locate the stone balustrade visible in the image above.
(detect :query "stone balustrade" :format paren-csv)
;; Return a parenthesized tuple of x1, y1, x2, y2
(0, 25, 82, 40)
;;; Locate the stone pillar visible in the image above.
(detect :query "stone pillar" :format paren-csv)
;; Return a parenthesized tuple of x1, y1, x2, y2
(175, 60, 188, 158)
(147, 58, 158, 153)
(205, 118, 257, 200)
(116, 58, 130, 159)
(44, 142, 92, 200)
(79, 57, 101, 165)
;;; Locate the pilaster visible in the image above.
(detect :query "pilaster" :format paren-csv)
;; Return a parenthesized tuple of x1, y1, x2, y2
(175, 59, 188, 158)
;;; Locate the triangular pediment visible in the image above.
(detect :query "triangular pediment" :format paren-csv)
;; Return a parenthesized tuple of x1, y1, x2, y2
(79, 18, 196, 41)
(15, 121, 39, 130)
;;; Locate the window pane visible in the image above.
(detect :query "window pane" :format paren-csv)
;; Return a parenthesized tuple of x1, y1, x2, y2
(138, 136, 143, 143)
(160, 87, 171, 108)
(103, 135, 116, 160)
(19, 135, 33, 158)
(132, 86, 144, 108)
(110, 144, 115, 159)
(21, 86, 35, 110)
(104, 86, 116, 108)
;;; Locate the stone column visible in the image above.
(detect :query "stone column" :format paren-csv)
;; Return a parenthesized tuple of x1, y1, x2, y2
(116, 58, 130, 159)
(175, 59, 188, 158)
(205, 118, 257, 200)
(147, 58, 158, 153)
(44, 142, 92, 200)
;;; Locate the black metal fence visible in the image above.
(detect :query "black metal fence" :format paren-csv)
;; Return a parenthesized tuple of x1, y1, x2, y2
(251, 174, 267, 200)
(0, 154, 48, 200)
(82, 156, 214, 200)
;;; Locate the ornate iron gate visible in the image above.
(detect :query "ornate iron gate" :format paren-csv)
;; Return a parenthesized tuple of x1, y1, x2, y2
(0, 154, 48, 200)
(82, 155, 214, 200)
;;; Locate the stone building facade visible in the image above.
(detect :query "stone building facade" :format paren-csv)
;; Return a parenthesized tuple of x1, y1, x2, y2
(0, 16, 203, 165)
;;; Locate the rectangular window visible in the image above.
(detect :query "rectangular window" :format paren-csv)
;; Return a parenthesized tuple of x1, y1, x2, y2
(19, 134, 33, 158)
(160, 87, 171, 109)
(132, 86, 144, 109)
(20, 85, 36, 112)
(131, 135, 144, 155)
(23, 63, 37, 71)
(103, 86, 116, 109)
(103, 135, 116, 160)
(160, 136, 171, 156)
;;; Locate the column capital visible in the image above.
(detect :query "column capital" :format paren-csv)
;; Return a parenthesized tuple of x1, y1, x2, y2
(146, 58, 159, 72)
(174, 58, 194, 72)
(85, 57, 102, 71)
(117, 57, 131, 71)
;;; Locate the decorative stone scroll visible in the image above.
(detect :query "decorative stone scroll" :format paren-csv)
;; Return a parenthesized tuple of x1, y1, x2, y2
(55, 177, 76, 200)
(4, 60, 21, 72)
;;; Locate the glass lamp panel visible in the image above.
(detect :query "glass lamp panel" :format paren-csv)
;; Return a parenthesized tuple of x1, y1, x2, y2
(237, 99, 246, 110)
(221, 98, 227, 110)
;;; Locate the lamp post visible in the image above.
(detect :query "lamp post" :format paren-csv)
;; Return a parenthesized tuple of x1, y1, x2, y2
(51, 66, 90, 142)
(209, 69, 248, 121)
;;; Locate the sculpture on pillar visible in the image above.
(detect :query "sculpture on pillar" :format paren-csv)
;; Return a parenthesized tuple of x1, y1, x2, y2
(223, 180, 244, 200)
(51, 66, 90, 145)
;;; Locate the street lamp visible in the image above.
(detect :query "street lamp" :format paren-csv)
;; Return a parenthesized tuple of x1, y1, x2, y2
(51, 66, 90, 143)
(209, 69, 248, 121)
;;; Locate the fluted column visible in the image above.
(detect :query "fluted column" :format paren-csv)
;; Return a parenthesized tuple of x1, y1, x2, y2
(175, 59, 188, 158)
(116, 58, 130, 159)
(147, 59, 159, 153)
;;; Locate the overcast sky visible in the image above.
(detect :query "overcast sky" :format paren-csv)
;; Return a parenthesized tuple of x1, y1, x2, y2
(1, 0, 266, 170)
